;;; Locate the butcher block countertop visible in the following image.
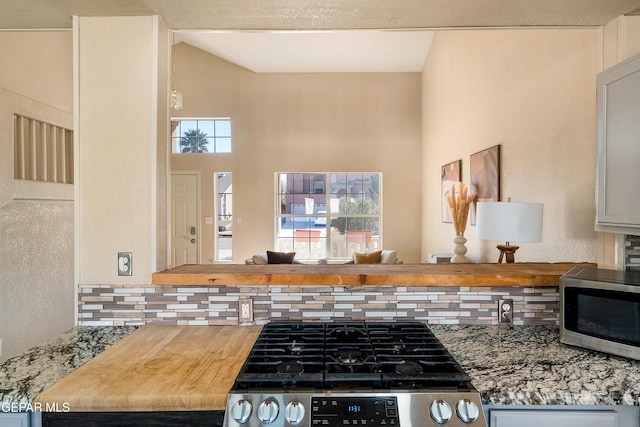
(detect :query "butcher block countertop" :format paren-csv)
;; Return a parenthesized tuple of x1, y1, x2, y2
(33, 325, 262, 412)
(152, 262, 594, 287)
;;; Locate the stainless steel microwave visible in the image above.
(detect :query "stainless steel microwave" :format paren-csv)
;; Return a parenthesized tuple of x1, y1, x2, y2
(560, 266, 640, 361)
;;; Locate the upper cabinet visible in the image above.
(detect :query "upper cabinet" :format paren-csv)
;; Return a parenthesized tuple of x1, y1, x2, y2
(596, 52, 640, 235)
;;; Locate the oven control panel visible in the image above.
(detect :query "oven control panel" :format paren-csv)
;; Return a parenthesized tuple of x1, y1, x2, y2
(311, 396, 399, 426)
(223, 392, 486, 427)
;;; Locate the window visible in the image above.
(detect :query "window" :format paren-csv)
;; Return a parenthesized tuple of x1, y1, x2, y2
(14, 114, 74, 184)
(215, 173, 233, 261)
(171, 118, 231, 153)
(276, 173, 381, 261)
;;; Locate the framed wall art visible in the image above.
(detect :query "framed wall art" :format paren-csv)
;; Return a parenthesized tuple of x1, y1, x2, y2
(441, 160, 462, 223)
(470, 145, 501, 225)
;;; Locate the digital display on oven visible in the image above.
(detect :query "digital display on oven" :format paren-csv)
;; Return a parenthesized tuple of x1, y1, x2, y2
(311, 396, 399, 426)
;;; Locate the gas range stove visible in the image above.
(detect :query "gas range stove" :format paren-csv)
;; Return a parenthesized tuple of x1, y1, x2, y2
(223, 322, 486, 427)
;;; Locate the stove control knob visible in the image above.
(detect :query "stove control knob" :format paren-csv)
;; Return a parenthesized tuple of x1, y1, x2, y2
(231, 399, 252, 424)
(257, 398, 280, 424)
(285, 400, 306, 425)
(430, 399, 452, 424)
(456, 399, 480, 423)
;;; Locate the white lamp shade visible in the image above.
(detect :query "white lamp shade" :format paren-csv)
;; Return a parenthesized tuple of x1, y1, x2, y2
(476, 202, 543, 243)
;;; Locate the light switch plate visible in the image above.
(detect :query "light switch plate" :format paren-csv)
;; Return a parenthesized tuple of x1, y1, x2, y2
(117, 252, 132, 276)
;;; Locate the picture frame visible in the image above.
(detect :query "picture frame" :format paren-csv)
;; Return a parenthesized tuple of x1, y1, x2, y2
(470, 145, 501, 225)
(441, 160, 462, 223)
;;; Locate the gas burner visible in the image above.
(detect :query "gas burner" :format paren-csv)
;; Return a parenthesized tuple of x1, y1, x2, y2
(395, 360, 424, 375)
(277, 361, 305, 375)
(337, 351, 359, 364)
(289, 340, 302, 354)
(327, 325, 366, 339)
(392, 341, 407, 353)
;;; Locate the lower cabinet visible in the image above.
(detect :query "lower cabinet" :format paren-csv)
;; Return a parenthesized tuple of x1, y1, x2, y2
(484, 405, 640, 427)
(0, 412, 41, 427)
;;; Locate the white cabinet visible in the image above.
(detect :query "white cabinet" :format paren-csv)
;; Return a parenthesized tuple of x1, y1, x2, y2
(596, 52, 640, 234)
(485, 405, 640, 427)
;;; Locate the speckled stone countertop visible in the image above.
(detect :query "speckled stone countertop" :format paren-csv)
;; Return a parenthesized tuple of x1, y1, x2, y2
(1, 324, 639, 412)
(0, 326, 136, 412)
(431, 325, 640, 406)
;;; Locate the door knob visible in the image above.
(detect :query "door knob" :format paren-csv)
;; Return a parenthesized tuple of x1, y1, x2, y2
(191, 239, 196, 243)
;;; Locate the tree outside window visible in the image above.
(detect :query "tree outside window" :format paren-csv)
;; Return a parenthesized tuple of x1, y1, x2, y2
(170, 118, 231, 153)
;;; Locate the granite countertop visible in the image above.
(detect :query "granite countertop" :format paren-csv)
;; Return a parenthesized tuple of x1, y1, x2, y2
(431, 325, 640, 406)
(0, 326, 136, 412)
(1, 324, 639, 412)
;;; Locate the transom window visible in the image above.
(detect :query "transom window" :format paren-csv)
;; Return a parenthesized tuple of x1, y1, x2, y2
(171, 118, 231, 153)
(276, 172, 381, 262)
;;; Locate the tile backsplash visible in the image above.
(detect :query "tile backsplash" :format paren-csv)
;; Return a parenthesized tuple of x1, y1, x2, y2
(78, 284, 559, 327)
(626, 234, 640, 271)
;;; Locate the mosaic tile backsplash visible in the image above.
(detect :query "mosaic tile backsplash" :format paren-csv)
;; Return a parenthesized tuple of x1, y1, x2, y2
(626, 234, 640, 272)
(78, 285, 560, 327)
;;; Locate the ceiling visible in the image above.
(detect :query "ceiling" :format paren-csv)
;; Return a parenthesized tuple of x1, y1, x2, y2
(174, 30, 434, 72)
(2, 0, 640, 72)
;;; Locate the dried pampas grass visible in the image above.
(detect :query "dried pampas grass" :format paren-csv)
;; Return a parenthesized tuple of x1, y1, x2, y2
(446, 182, 475, 235)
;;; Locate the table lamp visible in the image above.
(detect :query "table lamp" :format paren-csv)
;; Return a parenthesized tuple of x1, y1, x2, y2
(476, 201, 543, 263)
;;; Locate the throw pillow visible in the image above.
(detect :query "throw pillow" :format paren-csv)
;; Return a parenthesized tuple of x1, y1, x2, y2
(380, 250, 397, 264)
(267, 251, 296, 264)
(252, 253, 268, 265)
(354, 250, 382, 264)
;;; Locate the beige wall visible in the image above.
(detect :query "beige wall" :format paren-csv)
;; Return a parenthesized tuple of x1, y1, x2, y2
(75, 16, 170, 285)
(0, 33, 74, 361)
(422, 28, 599, 263)
(171, 43, 423, 263)
(0, 31, 72, 113)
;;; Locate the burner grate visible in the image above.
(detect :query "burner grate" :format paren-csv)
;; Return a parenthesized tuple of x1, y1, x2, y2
(232, 321, 473, 392)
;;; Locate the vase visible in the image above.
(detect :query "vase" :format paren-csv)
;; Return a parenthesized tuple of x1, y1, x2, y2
(451, 234, 471, 263)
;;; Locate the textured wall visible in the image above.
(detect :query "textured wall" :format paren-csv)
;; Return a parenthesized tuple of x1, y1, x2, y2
(0, 201, 74, 361)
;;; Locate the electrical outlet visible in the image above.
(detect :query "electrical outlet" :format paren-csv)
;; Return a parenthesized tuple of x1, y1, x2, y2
(498, 299, 513, 324)
(117, 252, 132, 276)
(239, 298, 253, 322)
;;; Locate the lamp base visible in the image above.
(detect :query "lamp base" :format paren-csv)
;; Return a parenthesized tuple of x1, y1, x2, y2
(496, 244, 519, 263)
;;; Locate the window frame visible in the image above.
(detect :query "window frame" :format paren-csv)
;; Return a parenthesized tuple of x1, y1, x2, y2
(170, 117, 232, 154)
(275, 172, 382, 262)
(214, 172, 233, 262)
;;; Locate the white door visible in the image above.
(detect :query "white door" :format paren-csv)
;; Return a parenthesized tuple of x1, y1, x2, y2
(171, 173, 198, 266)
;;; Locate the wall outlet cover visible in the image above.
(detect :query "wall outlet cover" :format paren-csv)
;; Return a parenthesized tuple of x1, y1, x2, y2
(239, 298, 253, 322)
(499, 299, 513, 324)
(118, 252, 132, 276)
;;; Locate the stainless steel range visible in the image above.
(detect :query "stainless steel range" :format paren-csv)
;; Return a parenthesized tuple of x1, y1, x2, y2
(223, 322, 486, 427)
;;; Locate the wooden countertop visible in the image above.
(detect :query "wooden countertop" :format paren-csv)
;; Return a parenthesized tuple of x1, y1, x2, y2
(34, 325, 262, 412)
(152, 262, 594, 287)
